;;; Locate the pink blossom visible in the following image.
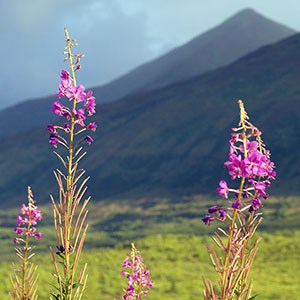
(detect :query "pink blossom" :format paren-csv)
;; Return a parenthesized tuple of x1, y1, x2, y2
(14, 202, 43, 241)
(202, 215, 214, 226)
(57, 70, 73, 98)
(49, 133, 59, 148)
(35, 232, 42, 240)
(87, 122, 97, 131)
(52, 101, 64, 116)
(14, 227, 24, 235)
(217, 180, 229, 198)
(121, 245, 153, 299)
(16, 215, 23, 226)
(224, 154, 243, 179)
(65, 84, 86, 102)
(84, 135, 93, 145)
(251, 198, 262, 211)
(13, 238, 20, 244)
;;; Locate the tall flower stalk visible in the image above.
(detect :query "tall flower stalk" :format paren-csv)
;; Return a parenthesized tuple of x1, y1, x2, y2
(48, 28, 97, 300)
(202, 100, 276, 300)
(120, 243, 154, 300)
(10, 187, 43, 300)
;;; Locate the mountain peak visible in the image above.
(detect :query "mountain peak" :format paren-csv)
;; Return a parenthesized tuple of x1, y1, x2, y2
(93, 8, 296, 102)
(232, 8, 258, 17)
(222, 8, 295, 34)
(0, 8, 297, 138)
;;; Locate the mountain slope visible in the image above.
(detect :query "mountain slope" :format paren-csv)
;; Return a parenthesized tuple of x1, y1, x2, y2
(97, 8, 296, 102)
(0, 33, 300, 206)
(0, 9, 296, 138)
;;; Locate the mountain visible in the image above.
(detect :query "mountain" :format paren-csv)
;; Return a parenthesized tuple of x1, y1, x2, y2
(97, 8, 296, 102)
(0, 32, 300, 206)
(0, 8, 296, 138)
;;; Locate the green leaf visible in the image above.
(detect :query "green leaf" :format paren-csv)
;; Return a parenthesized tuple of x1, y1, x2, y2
(50, 293, 61, 300)
(72, 282, 83, 289)
(248, 294, 259, 300)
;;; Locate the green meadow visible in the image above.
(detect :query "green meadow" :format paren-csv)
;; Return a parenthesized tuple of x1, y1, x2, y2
(0, 195, 299, 299)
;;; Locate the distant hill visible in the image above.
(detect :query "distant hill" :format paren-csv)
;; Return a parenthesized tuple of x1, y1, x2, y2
(0, 8, 296, 138)
(0, 32, 300, 206)
(97, 8, 296, 102)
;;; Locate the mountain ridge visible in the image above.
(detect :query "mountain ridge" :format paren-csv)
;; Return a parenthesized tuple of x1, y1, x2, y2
(0, 8, 296, 138)
(0, 32, 300, 206)
(95, 8, 296, 101)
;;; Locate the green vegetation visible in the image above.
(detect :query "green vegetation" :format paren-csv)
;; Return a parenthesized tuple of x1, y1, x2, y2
(1, 195, 299, 249)
(0, 231, 299, 299)
(0, 196, 296, 244)
(0, 195, 299, 299)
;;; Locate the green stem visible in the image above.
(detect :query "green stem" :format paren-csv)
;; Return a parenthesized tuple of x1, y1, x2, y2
(221, 110, 248, 298)
(22, 198, 33, 300)
(64, 27, 78, 300)
(22, 231, 29, 299)
(221, 177, 245, 297)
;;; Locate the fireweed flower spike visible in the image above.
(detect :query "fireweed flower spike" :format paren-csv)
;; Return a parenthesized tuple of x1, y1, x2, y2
(49, 28, 96, 300)
(121, 243, 154, 300)
(202, 100, 276, 300)
(10, 187, 42, 300)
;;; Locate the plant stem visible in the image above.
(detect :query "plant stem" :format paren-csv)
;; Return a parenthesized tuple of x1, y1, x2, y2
(221, 110, 248, 298)
(21, 222, 30, 300)
(64, 27, 78, 300)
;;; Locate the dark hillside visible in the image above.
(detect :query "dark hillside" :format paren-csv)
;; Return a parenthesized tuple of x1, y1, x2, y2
(0, 33, 300, 205)
(0, 9, 295, 138)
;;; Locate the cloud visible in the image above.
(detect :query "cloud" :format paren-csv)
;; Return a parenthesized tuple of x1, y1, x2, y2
(0, 0, 165, 108)
(1, 0, 299, 109)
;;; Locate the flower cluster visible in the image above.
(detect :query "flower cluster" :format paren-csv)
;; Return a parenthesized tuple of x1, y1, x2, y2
(202, 101, 276, 225)
(48, 69, 97, 148)
(13, 197, 42, 244)
(121, 244, 153, 300)
(49, 30, 96, 299)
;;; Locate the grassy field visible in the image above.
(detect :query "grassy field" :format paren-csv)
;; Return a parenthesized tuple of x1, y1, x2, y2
(0, 195, 299, 299)
(0, 231, 299, 299)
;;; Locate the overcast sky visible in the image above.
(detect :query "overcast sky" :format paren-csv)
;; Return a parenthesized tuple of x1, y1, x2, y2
(0, 0, 300, 109)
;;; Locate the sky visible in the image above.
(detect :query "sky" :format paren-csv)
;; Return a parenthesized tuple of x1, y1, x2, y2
(1, 0, 300, 109)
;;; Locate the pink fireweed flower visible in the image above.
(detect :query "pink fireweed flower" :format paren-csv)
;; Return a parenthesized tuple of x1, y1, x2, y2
(85, 90, 96, 115)
(65, 84, 86, 102)
(202, 100, 276, 226)
(14, 227, 24, 235)
(11, 188, 42, 300)
(218, 209, 227, 221)
(121, 244, 153, 299)
(239, 140, 258, 154)
(250, 197, 262, 212)
(87, 122, 97, 131)
(203, 206, 228, 225)
(217, 180, 229, 199)
(57, 70, 73, 98)
(202, 101, 276, 300)
(49, 133, 59, 148)
(16, 215, 23, 226)
(231, 200, 241, 209)
(208, 205, 220, 214)
(13, 238, 21, 244)
(224, 153, 243, 180)
(253, 180, 268, 198)
(202, 215, 215, 226)
(35, 232, 42, 240)
(52, 101, 64, 116)
(13, 191, 42, 242)
(73, 108, 86, 127)
(47, 124, 57, 132)
(49, 69, 97, 149)
(60, 70, 70, 82)
(84, 135, 93, 145)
